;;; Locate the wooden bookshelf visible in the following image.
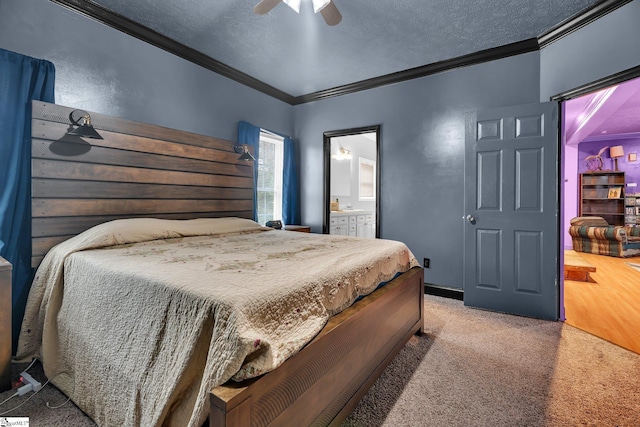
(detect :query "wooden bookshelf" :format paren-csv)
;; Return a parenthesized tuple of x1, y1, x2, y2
(625, 194, 640, 226)
(579, 172, 625, 226)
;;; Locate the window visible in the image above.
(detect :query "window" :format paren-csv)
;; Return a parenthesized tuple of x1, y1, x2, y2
(256, 130, 284, 225)
(359, 157, 376, 200)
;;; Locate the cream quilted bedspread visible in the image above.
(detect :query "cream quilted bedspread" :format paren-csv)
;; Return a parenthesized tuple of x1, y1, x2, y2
(16, 217, 418, 427)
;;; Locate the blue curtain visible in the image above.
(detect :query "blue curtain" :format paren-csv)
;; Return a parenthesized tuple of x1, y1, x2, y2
(282, 136, 301, 225)
(0, 49, 55, 354)
(237, 121, 301, 225)
(237, 121, 260, 220)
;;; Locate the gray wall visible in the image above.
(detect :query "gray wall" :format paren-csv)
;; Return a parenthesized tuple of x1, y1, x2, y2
(540, 0, 640, 101)
(294, 52, 541, 289)
(540, 0, 640, 252)
(3, 0, 639, 291)
(0, 0, 293, 141)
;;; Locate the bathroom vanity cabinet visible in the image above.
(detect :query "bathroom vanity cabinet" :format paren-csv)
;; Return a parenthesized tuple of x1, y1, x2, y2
(329, 211, 375, 238)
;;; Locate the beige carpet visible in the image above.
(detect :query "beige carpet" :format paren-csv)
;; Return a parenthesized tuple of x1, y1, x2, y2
(1, 295, 639, 426)
(343, 295, 640, 426)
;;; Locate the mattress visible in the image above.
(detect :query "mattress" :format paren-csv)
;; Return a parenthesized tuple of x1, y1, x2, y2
(16, 217, 418, 426)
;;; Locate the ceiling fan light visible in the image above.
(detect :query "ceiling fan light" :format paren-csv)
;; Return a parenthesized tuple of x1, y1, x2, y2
(283, 0, 301, 13)
(312, 0, 330, 13)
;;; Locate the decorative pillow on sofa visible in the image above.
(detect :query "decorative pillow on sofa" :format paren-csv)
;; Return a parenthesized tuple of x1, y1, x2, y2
(570, 216, 609, 227)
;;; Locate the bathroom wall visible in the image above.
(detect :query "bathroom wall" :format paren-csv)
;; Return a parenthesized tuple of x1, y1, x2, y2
(329, 134, 377, 213)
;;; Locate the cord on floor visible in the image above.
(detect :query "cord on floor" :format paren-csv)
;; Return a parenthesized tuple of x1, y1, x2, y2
(0, 358, 40, 409)
(0, 392, 18, 407)
(0, 359, 73, 416)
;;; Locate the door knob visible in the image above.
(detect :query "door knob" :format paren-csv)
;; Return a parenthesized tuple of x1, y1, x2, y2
(466, 214, 476, 223)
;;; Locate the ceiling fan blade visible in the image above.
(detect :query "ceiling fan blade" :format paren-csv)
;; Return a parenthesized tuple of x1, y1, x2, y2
(253, 0, 282, 15)
(320, 1, 342, 25)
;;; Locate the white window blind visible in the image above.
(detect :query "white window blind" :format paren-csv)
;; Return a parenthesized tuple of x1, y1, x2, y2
(359, 157, 375, 200)
(256, 130, 284, 225)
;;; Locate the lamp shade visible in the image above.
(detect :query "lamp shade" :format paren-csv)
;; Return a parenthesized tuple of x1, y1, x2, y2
(67, 122, 103, 139)
(66, 111, 103, 139)
(235, 145, 256, 161)
(610, 145, 625, 158)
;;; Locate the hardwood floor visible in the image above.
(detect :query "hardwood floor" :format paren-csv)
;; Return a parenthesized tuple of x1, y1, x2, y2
(564, 250, 640, 355)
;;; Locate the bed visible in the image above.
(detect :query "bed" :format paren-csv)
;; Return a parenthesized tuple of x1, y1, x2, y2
(21, 101, 425, 426)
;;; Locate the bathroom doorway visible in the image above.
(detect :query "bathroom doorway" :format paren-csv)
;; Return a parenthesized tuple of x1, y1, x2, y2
(323, 126, 380, 237)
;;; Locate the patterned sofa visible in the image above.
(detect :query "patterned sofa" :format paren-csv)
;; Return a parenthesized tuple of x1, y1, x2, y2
(569, 217, 640, 258)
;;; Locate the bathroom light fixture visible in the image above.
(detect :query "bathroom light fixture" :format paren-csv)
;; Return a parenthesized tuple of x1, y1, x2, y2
(234, 144, 256, 161)
(66, 109, 103, 139)
(610, 145, 624, 171)
(331, 146, 352, 160)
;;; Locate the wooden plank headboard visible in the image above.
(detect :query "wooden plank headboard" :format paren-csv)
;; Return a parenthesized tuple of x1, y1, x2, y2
(31, 101, 254, 267)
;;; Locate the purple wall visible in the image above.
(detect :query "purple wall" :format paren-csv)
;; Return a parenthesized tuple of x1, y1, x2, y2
(564, 137, 640, 251)
(578, 139, 640, 193)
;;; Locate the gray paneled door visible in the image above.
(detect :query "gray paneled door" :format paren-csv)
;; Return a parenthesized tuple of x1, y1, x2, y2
(464, 102, 559, 320)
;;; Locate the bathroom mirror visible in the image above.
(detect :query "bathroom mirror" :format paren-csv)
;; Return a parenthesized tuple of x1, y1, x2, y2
(323, 125, 380, 237)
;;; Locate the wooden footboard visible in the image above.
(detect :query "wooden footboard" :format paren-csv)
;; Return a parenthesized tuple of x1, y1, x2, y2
(210, 266, 424, 427)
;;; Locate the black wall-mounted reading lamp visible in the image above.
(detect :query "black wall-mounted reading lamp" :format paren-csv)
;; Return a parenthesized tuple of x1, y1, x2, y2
(234, 144, 256, 161)
(66, 109, 103, 139)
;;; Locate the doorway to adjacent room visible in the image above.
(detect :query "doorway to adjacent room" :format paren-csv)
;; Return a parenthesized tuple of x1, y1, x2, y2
(559, 73, 640, 355)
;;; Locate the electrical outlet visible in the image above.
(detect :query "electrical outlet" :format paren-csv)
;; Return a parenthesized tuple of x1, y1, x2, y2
(423, 258, 430, 268)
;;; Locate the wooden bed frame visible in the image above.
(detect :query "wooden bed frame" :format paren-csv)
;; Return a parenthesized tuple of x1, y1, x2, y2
(211, 267, 423, 427)
(31, 101, 425, 426)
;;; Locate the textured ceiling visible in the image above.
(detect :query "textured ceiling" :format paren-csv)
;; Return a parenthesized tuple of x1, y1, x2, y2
(565, 76, 640, 144)
(88, 0, 603, 97)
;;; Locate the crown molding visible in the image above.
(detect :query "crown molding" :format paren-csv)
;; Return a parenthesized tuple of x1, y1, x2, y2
(292, 39, 539, 104)
(538, 0, 632, 49)
(49, 0, 297, 104)
(50, 0, 628, 105)
(582, 131, 640, 143)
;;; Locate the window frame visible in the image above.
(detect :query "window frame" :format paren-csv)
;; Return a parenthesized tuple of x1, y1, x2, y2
(358, 157, 376, 201)
(256, 130, 285, 225)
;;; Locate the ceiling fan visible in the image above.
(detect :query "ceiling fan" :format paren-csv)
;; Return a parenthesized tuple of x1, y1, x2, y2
(254, 0, 342, 26)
